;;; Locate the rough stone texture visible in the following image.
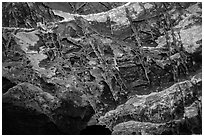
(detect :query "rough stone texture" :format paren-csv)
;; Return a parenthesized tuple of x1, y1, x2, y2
(2, 2, 202, 135)
(156, 2, 202, 54)
(3, 82, 60, 116)
(98, 72, 202, 134)
(2, 82, 95, 134)
(112, 121, 164, 135)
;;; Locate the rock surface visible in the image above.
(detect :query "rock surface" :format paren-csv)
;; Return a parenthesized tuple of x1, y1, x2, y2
(99, 72, 202, 134)
(2, 2, 202, 135)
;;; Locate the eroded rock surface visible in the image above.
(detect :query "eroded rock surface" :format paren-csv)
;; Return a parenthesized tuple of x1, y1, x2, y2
(99, 72, 202, 134)
(2, 2, 202, 135)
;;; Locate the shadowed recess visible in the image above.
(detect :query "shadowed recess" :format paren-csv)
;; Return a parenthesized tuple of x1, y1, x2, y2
(80, 125, 111, 135)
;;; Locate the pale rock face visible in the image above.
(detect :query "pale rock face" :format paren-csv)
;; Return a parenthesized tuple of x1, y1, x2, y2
(155, 3, 202, 54)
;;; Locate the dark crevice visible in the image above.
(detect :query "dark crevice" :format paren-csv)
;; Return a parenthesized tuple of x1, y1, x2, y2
(52, 100, 95, 134)
(2, 103, 63, 135)
(39, 77, 57, 94)
(80, 125, 111, 135)
(2, 77, 17, 94)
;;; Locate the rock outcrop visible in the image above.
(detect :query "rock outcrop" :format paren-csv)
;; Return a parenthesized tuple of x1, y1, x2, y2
(98, 72, 202, 134)
(2, 2, 202, 135)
